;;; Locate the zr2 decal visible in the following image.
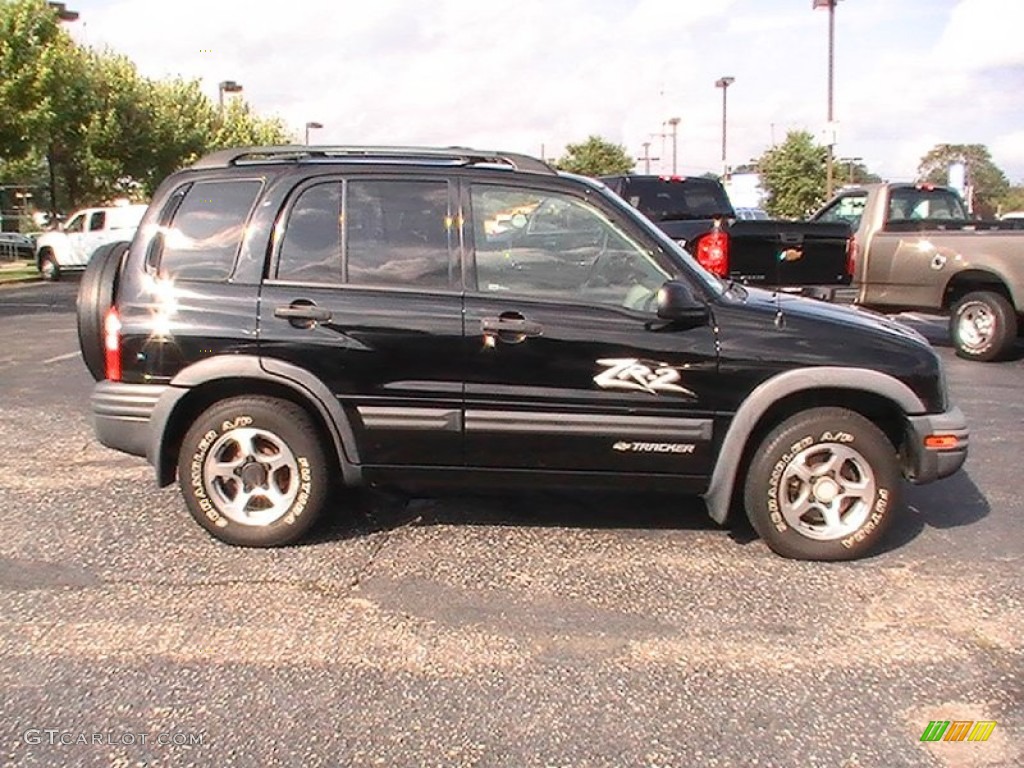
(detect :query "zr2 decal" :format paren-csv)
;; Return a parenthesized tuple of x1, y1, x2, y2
(593, 358, 697, 398)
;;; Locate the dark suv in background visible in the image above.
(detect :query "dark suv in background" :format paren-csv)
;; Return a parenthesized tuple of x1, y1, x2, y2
(78, 146, 967, 560)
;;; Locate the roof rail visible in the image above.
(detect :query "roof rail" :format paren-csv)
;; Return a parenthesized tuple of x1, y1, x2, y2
(190, 145, 556, 175)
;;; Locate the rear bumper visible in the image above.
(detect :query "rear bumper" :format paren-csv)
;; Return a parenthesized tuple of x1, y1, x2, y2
(91, 381, 168, 458)
(904, 406, 969, 484)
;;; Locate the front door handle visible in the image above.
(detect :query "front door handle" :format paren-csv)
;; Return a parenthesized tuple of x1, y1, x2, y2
(275, 303, 332, 329)
(481, 313, 543, 344)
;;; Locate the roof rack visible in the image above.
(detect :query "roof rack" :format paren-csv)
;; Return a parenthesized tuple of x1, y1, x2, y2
(190, 145, 556, 175)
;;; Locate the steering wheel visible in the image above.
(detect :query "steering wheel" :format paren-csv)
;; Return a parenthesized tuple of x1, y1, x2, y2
(579, 231, 614, 289)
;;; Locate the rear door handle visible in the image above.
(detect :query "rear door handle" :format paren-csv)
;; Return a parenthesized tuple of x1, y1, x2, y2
(275, 305, 332, 321)
(481, 313, 543, 343)
(275, 303, 332, 329)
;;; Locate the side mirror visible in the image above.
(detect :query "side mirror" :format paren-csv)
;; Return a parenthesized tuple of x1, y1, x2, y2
(656, 280, 710, 324)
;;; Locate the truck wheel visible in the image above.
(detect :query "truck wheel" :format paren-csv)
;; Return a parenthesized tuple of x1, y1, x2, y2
(950, 291, 1017, 362)
(177, 396, 329, 547)
(39, 253, 60, 281)
(76, 242, 129, 381)
(744, 407, 900, 561)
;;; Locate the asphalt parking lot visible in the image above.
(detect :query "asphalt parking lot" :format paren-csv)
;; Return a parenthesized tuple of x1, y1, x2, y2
(0, 281, 1021, 768)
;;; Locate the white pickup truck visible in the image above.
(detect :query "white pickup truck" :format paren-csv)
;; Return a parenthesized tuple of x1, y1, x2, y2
(35, 204, 147, 280)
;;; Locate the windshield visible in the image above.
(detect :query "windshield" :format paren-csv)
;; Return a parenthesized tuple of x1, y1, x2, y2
(617, 178, 734, 221)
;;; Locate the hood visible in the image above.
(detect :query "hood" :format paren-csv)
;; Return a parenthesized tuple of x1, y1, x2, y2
(741, 285, 929, 344)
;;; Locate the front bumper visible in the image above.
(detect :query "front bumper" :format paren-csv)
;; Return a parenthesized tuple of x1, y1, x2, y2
(904, 406, 969, 484)
(91, 381, 168, 458)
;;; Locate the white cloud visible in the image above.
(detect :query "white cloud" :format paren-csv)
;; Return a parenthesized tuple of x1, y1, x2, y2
(68, 0, 1024, 185)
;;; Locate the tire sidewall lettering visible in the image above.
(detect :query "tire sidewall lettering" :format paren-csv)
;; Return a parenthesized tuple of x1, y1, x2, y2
(766, 435, 815, 532)
(190, 416, 315, 528)
(840, 487, 891, 549)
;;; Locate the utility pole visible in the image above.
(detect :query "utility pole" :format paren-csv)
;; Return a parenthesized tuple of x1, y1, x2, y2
(814, 0, 839, 197)
(715, 77, 735, 178)
(637, 142, 661, 174)
(666, 117, 681, 174)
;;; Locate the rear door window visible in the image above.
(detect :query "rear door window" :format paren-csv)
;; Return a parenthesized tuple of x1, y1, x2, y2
(159, 179, 262, 281)
(276, 183, 343, 284)
(346, 179, 453, 289)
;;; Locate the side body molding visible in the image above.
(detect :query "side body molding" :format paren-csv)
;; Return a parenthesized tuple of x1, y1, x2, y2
(149, 355, 361, 486)
(702, 366, 926, 524)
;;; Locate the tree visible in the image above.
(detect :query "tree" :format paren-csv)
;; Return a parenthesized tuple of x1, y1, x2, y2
(0, 0, 292, 212)
(755, 130, 828, 218)
(996, 185, 1024, 216)
(918, 143, 1009, 217)
(556, 136, 634, 177)
(834, 159, 882, 186)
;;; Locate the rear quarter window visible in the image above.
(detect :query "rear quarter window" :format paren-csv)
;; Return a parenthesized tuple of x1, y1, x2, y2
(158, 179, 263, 281)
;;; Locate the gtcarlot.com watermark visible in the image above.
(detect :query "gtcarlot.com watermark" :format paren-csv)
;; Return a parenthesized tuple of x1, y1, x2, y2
(24, 729, 204, 747)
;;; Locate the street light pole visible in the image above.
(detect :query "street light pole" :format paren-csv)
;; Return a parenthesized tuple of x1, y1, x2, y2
(46, 3, 79, 215)
(218, 80, 243, 110)
(667, 117, 681, 175)
(814, 0, 838, 198)
(304, 121, 324, 145)
(47, 2, 79, 21)
(715, 77, 735, 178)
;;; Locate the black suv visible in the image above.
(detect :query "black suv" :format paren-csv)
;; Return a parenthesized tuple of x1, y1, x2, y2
(77, 145, 968, 560)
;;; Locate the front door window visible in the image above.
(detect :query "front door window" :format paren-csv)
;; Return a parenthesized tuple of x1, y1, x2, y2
(471, 185, 670, 312)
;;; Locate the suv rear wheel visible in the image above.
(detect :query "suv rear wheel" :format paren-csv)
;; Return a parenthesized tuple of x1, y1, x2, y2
(177, 396, 329, 547)
(744, 407, 900, 561)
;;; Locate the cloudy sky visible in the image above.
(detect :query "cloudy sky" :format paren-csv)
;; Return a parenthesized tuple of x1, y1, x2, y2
(66, 0, 1024, 183)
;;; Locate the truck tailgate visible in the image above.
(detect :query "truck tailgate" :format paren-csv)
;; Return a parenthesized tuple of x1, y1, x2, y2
(728, 221, 852, 287)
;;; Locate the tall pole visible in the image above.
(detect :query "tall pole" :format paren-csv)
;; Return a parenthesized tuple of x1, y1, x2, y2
(305, 121, 323, 145)
(46, 4, 79, 216)
(667, 117, 680, 174)
(827, 0, 835, 198)
(715, 77, 735, 179)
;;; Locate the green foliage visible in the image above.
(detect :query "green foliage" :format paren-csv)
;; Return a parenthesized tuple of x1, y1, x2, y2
(556, 136, 634, 177)
(834, 160, 881, 186)
(918, 143, 1009, 217)
(755, 131, 828, 218)
(997, 185, 1024, 216)
(0, 0, 292, 212)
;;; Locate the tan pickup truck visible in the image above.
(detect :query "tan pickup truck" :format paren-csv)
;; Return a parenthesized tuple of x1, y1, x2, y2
(812, 183, 1024, 361)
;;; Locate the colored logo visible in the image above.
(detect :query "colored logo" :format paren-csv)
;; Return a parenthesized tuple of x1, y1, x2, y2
(920, 720, 996, 742)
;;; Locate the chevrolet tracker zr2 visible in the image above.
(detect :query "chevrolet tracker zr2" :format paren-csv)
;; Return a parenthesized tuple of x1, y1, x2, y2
(77, 145, 969, 561)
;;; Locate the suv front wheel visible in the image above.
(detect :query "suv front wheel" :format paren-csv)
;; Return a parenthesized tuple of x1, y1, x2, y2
(177, 396, 329, 546)
(744, 407, 900, 561)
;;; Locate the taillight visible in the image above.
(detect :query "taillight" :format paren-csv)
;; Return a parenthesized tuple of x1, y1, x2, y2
(104, 308, 121, 382)
(845, 234, 857, 277)
(696, 226, 730, 277)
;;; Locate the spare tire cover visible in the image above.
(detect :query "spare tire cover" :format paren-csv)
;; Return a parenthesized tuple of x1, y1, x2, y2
(76, 241, 130, 381)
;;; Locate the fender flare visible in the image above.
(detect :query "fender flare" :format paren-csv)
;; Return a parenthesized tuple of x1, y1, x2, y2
(702, 366, 925, 524)
(149, 355, 362, 487)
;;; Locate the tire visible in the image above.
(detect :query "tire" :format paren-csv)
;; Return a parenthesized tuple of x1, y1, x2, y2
(76, 242, 129, 381)
(39, 252, 60, 281)
(177, 396, 329, 547)
(744, 407, 901, 561)
(949, 290, 1017, 362)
